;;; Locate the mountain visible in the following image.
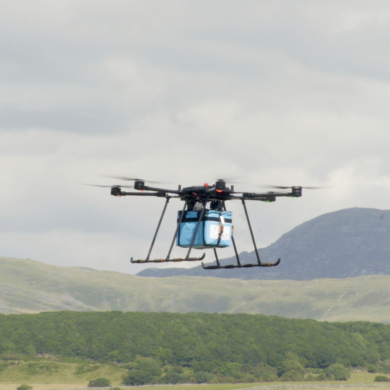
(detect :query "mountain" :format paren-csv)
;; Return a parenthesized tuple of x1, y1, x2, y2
(1, 257, 390, 322)
(137, 207, 390, 280)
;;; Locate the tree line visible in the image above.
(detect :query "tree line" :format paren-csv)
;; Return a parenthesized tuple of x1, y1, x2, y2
(0, 311, 389, 384)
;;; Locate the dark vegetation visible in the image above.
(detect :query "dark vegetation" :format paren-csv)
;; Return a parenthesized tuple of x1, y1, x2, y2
(17, 385, 33, 390)
(375, 375, 390, 382)
(88, 377, 111, 387)
(0, 311, 390, 384)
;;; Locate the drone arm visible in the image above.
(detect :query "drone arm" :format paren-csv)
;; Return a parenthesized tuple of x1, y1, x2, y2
(230, 195, 276, 202)
(231, 188, 301, 201)
(118, 191, 165, 197)
(143, 185, 180, 195)
(242, 190, 301, 199)
(243, 192, 288, 198)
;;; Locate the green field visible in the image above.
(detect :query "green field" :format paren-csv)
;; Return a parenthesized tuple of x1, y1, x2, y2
(0, 369, 386, 390)
(1, 257, 390, 323)
(0, 358, 127, 386)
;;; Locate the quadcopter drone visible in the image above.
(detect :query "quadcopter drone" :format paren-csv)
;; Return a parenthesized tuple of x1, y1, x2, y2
(86, 178, 320, 270)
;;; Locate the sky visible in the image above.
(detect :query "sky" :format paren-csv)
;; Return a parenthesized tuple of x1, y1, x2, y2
(1, 0, 390, 274)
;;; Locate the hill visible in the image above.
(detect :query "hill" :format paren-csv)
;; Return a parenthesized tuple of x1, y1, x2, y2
(0, 310, 389, 386)
(137, 208, 390, 280)
(2, 257, 390, 322)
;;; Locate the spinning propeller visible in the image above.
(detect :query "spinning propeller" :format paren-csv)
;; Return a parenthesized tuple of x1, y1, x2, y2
(80, 175, 173, 190)
(260, 184, 328, 190)
(212, 176, 246, 184)
(80, 183, 133, 188)
(101, 175, 171, 184)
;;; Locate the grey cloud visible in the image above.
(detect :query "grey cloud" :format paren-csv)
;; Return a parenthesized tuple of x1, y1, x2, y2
(0, 108, 129, 134)
(1, 1, 390, 272)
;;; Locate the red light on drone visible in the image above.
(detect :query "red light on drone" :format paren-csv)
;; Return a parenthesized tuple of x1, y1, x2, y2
(216, 189, 223, 193)
(204, 183, 209, 187)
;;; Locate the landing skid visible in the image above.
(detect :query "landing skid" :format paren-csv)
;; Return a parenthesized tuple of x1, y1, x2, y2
(202, 258, 280, 269)
(130, 195, 280, 270)
(131, 253, 206, 263)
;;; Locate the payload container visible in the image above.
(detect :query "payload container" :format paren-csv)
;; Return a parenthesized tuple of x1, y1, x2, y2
(177, 209, 233, 249)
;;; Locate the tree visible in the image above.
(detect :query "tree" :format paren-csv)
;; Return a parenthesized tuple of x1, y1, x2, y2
(375, 375, 390, 382)
(194, 371, 212, 383)
(123, 358, 162, 385)
(88, 378, 111, 387)
(124, 370, 154, 386)
(159, 371, 183, 384)
(277, 359, 304, 377)
(17, 385, 33, 390)
(325, 363, 350, 381)
(280, 370, 304, 381)
(367, 364, 378, 373)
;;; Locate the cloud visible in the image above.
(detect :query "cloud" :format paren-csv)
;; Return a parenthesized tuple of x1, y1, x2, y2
(0, 1, 390, 273)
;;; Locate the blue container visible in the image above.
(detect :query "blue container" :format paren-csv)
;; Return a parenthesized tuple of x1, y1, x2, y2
(177, 209, 233, 249)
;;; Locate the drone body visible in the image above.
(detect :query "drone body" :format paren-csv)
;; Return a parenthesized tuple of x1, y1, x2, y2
(89, 178, 309, 270)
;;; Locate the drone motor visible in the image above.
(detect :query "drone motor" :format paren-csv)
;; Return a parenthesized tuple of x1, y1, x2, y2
(134, 180, 145, 190)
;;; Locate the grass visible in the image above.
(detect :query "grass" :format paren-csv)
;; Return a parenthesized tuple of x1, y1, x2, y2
(0, 359, 127, 386)
(0, 366, 387, 390)
(347, 371, 380, 383)
(2, 256, 390, 322)
(0, 385, 270, 390)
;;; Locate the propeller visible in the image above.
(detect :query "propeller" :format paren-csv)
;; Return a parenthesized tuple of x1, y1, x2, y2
(80, 183, 133, 188)
(210, 177, 247, 184)
(101, 175, 171, 184)
(259, 185, 329, 190)
(233, 184, 329, 194)
(232, 190, 275, 195)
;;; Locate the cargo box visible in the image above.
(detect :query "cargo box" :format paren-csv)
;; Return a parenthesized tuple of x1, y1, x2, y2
(177, 209, 233, 249)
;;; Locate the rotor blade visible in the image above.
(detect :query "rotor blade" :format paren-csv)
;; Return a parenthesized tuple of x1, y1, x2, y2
(80, 183, 133, 188)
(260, 185, 330, 190)
(233, 191, 276, 195)
(101, 175, 171, 184)
(301, 186, 331, 190)
(211, 176, 247, 184)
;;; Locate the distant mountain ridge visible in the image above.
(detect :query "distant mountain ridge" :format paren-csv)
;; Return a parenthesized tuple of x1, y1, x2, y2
(137, 207, 390, 280)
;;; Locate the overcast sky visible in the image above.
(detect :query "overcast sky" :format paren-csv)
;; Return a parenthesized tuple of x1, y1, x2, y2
(1, 0, 390, 274)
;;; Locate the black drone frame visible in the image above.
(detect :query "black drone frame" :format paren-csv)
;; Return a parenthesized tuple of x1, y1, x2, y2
(108, 179, 302, 270)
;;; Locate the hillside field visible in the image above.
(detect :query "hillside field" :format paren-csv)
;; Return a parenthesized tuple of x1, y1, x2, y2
(1, 257, 390, 322)
(0, 367, 384, 390)
(1, 311, 390, 386)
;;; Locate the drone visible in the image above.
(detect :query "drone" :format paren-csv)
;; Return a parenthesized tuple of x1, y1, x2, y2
(85, 177, 321, 270)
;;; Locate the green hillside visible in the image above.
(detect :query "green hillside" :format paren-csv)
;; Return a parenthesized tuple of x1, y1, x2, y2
(1, 257, 390, 322)
(0, 311, 390, 385)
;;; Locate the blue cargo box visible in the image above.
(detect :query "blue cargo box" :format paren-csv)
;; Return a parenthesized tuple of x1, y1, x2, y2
(177, 209, 233, 249)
